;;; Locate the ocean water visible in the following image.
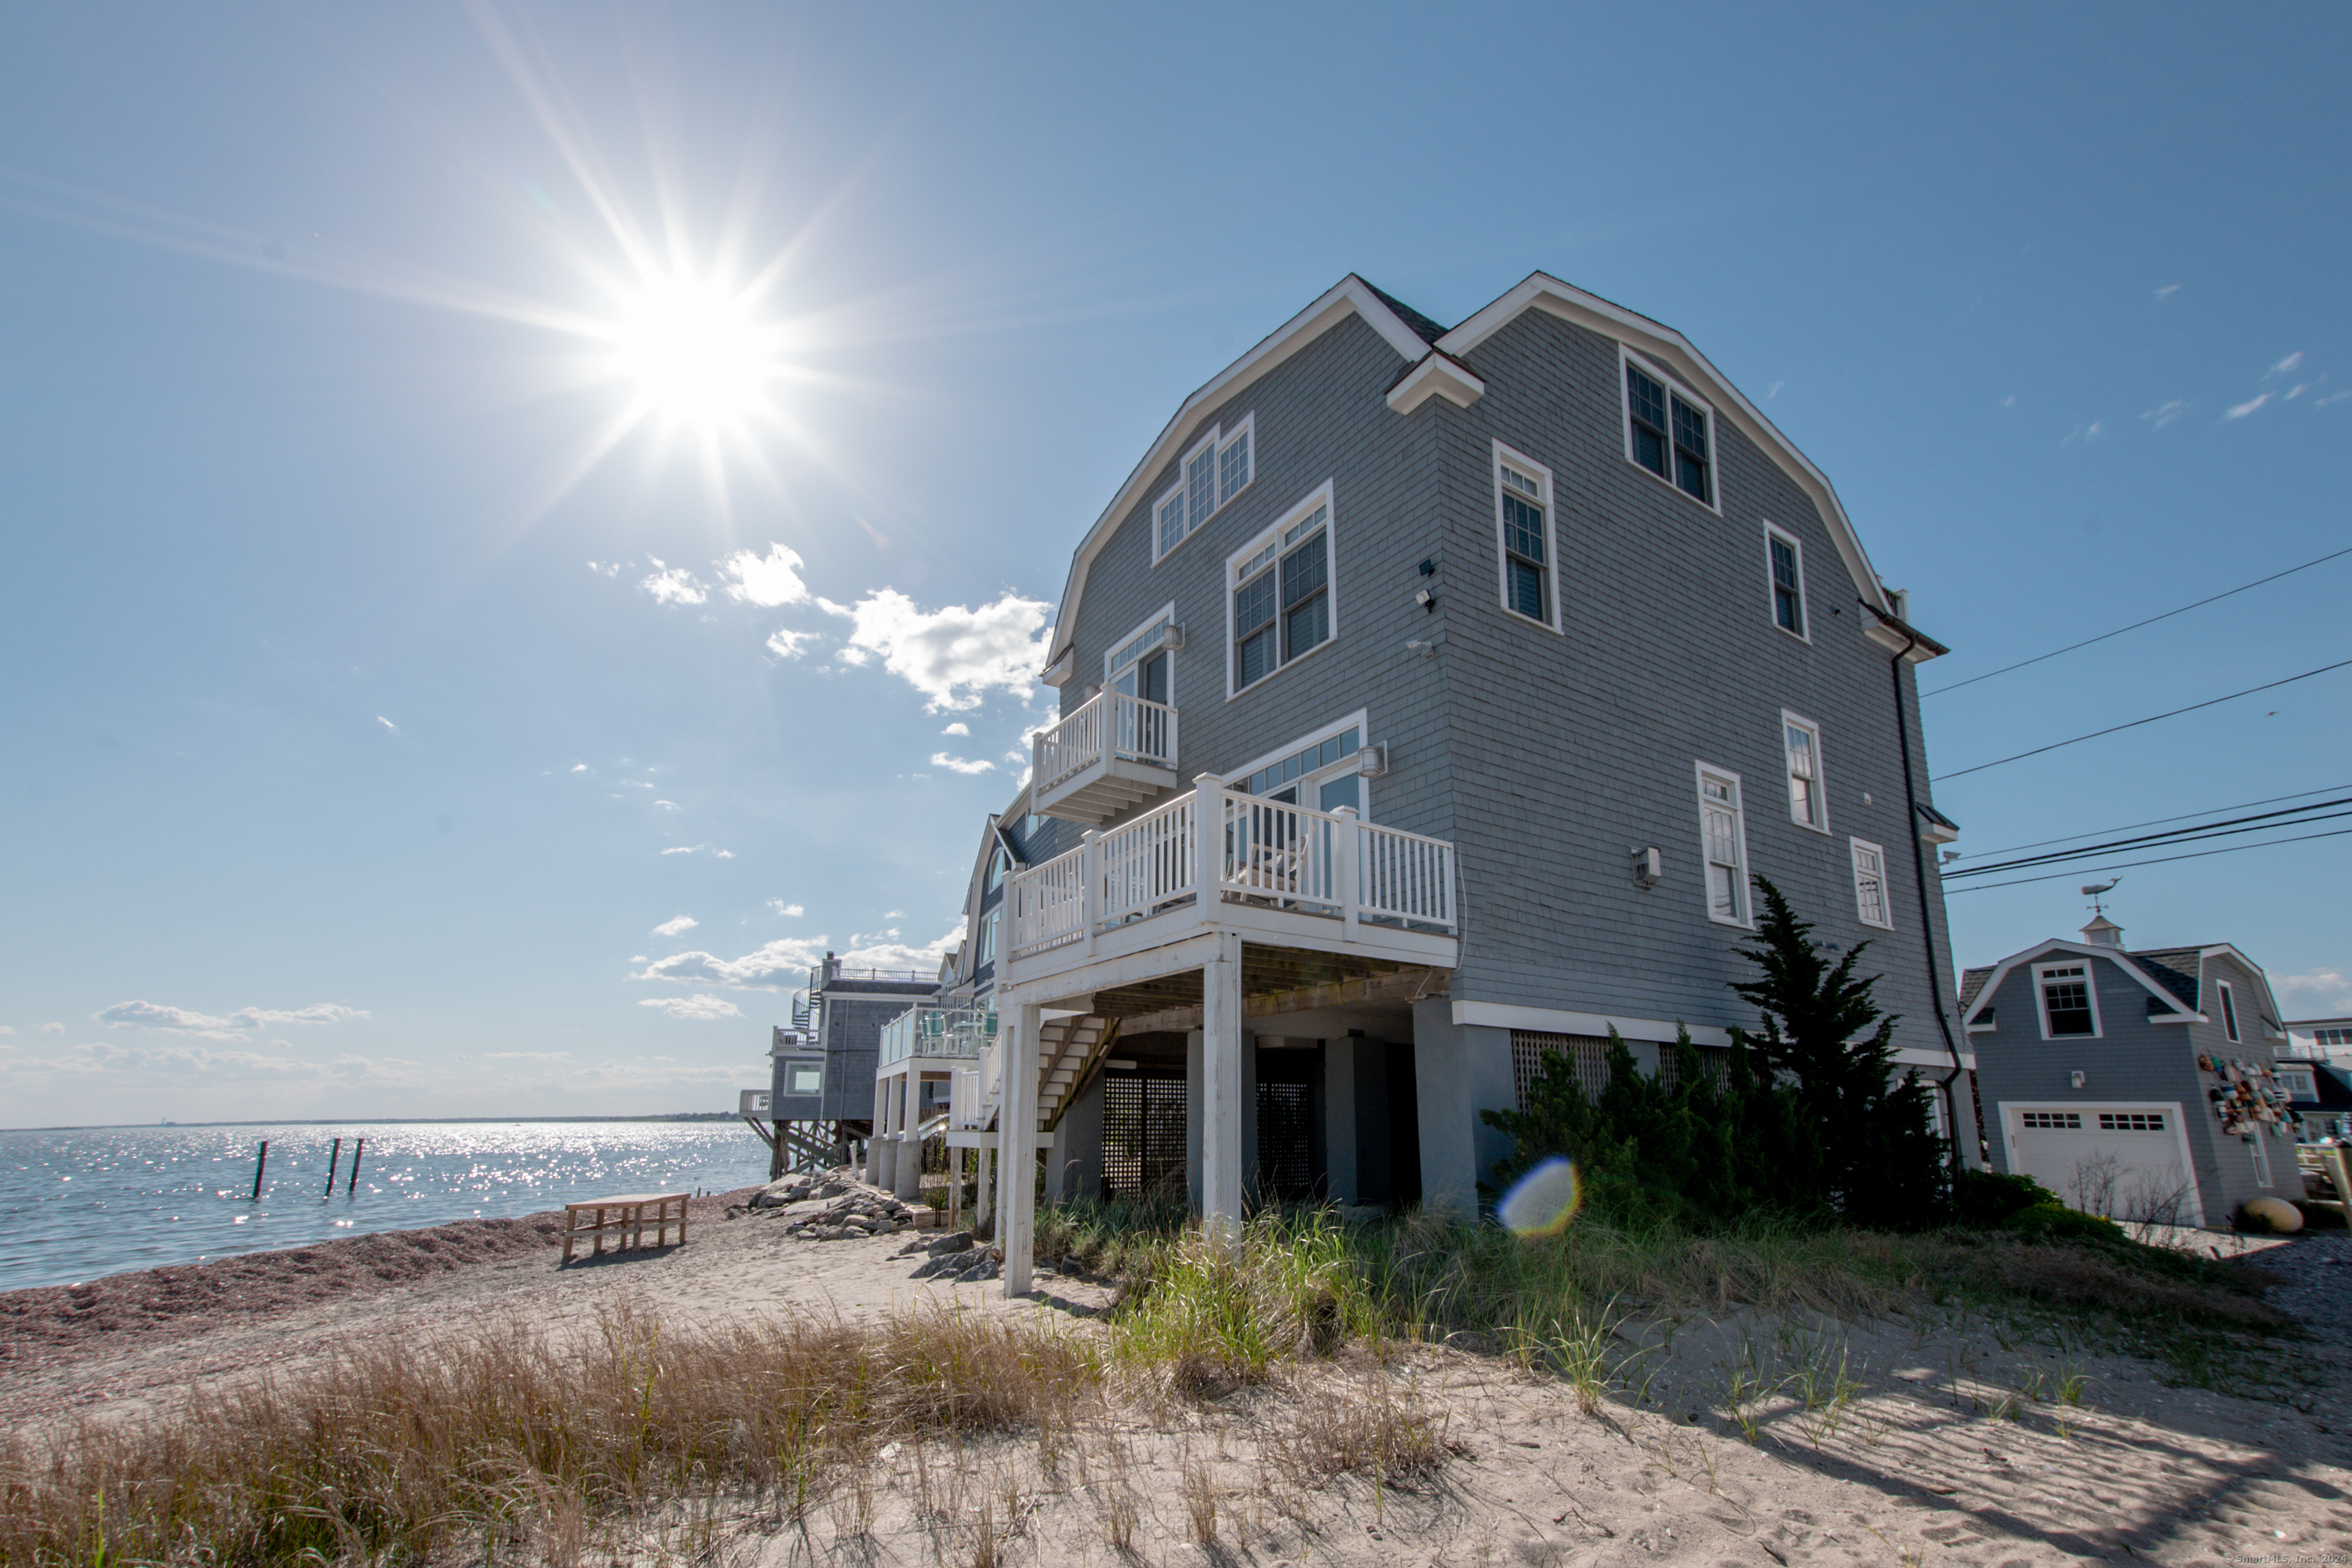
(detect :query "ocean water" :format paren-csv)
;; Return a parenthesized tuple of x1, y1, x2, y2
(0, 1122, 772, 1292)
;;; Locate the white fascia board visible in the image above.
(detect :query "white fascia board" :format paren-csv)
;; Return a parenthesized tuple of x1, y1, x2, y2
(1959, 938, 2199, 1026)
(1047, 276, 1428, 665)
(1386, 351, 1486, 414)
(1039, 648, 1075, 687)
(1436, 273, 1900, 627)
(2200, 943, 2287, 1030)
(1451, 999, 1733, 1049)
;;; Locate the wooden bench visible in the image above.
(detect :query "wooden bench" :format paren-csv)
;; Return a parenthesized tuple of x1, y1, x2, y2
(562, 1192, 689, 1263)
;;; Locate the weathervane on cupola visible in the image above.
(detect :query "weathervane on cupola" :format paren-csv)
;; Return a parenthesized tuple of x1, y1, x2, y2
(2079, 878, 2124, 948)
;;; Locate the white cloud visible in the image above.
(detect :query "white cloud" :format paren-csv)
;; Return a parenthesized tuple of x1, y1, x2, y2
(654, 799, 679, 810)
(823, 589, 1054, 712)
(2269, 351, 2305, 377)
(722, 543, 811, 607)
(638, 935, 830, 988)
(931, 751, 996, 775)
(2286, 383, 2310, 400)
(2279, 969, 2352, 1013)
(2154, 284, 2181, 300)
(661, 844, 731, 858)
(39, 1022, 63, 1034)
(2140, 400, 2186, 430)
(485, 1050, 571, 1060)
(640, 561, 710, 606)
(587, 560, 621, 577)
(0, 1025, 12, 1035)
(652, 915, 698, 937)
(638, 994, 744, 1021)
(769, 900, 805, 916)
(571, 763, 588, 773)
(93, 1001, 368, 1043)
(2320, 391, 2352, 409)
(766, 628, 816, 659)
(940, 722, 970, 737)
(2226, 393, 2272, 420)
(377, 716, 397, 734)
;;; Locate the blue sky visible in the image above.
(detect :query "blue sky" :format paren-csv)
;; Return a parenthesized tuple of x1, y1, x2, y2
(2, 4, 2345, 1128)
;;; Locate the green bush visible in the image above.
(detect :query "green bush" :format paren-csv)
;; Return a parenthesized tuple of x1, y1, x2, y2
(1953, 1168, 2056, 1227)
(1481, 877, 1951, 1230)
(2001, 1203, 2124, 1243)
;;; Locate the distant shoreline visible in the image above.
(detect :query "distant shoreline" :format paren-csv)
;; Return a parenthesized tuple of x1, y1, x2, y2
(2, 1113, 748, 1133)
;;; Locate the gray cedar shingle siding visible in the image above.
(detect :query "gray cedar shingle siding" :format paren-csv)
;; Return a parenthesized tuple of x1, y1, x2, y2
(1055, 296, 1965, 1073)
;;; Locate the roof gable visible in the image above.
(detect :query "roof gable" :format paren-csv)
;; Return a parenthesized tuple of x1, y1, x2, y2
(1961, 938, 2203, 1027)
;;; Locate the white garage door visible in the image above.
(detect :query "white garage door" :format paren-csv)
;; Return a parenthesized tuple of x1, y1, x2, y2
(2001, 1103, 2203, 1227)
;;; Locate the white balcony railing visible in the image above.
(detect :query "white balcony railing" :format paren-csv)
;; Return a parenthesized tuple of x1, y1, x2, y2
(1007, 782, 1456, 962)
(1034, 690, 1179, 794)
(879, 1003, 997, 1067)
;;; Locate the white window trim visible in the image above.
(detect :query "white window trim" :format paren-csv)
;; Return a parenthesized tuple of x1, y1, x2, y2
(2033, 959, 2104, 1041)
(1619, 345, 1723, 517)
(1227, 708, 1375, 822)
(1695, 761, 1753, 929)
(1763, 521, 1811, 643)
(1850, 837, 1893, 929)
(1781, 710, 1829, 834)
(2216, 980, 2240, 1043)
(1491, 440, 1562, 634)
(2251, 1134, 2273, 1189)
(1224, 480, 1340, 701)
(1104, 600, 1178, 706)
(1151, 413, 1255, 565)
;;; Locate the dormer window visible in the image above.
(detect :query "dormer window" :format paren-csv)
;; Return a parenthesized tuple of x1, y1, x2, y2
(1623, 352, 1715, 507)
(1154, 415, 1254, 561)
(2036, 962, 2100, 1039)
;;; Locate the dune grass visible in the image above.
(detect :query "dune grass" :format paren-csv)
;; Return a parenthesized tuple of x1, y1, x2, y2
(4, 1201, 2287, 1565)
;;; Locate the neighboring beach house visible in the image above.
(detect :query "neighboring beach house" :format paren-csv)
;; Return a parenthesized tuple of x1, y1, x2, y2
(942, 272, 1974, 1295)
(2285, 1014, 2352, 1070)
(1961, 917, 2292, 1228)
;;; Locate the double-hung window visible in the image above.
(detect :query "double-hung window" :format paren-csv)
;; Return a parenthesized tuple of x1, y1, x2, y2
(1696, 764, 1750, 925)
(1153, 415, 1254, 561)
(1493, 443, 1557, 629)
(2036, 962, 2100, 1039)
(1624, 352, 1716, 507)
(1782, 713, 1827, 831)
(1766, 524, 1807, 638)
(1851, 838, 1892, 929)
(1229, 485, 1335, 696)
(2218, 982, 2240, 1042)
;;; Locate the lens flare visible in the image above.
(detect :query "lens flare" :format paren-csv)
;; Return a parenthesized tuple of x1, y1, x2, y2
(1498, 1155, 1582, 1238)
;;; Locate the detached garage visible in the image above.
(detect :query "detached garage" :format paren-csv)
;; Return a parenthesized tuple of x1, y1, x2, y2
(1995, 1102, 2203, 1227)
(1962, 918, 2289, 1232)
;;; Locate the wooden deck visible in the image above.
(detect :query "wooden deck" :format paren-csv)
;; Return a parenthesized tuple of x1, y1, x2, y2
(561, 1192, 688, 1263)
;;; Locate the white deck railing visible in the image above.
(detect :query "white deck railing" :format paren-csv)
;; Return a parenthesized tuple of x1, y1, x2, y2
(1034, 690, 1179, 793)
(1005, 782, 1455, 961)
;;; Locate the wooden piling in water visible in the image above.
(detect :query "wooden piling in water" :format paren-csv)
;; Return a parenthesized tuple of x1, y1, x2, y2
(323, 1137, 341, 1196)
(347, 1138, 364, 1194)
(250, 1140, 269, 1201)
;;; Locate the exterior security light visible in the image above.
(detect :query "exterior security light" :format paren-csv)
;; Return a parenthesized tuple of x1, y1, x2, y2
(2069, 1070, 2086, 1089)
(1632, 846, 1662, 889)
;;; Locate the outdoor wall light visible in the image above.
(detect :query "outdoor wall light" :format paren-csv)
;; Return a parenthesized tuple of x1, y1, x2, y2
(2070, 1070, 2087, 1089)
(1416, 586, 1436, 610)
(1632, 846, 1662, 889)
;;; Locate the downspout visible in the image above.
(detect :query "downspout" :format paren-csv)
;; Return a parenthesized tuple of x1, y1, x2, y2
(1880, 612, 1971, 1175)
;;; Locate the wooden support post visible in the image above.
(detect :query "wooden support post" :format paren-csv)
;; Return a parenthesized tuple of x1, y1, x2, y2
(997, 1002, 1041, 1297)
(250, 1140, 268, 1202)
(323, 1137, 341, 1197)
(1200, 931, 1244, 1254)
(976, 1145, 995, 1227)
(347, 1138, 364, 1194)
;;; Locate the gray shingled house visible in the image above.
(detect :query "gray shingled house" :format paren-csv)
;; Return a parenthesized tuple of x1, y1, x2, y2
(1962, 916, 2293, 1228)
(960, 273, 1975, 1293)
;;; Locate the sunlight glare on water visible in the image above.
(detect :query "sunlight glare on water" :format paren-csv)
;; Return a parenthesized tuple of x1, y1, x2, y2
(0, 1122, 769, 1292)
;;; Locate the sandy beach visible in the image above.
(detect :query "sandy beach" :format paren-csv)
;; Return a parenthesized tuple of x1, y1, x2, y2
(7, 1187, 2350, 1565)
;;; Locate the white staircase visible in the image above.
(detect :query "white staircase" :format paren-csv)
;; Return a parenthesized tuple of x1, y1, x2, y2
(951, 1012, 1119, 1139)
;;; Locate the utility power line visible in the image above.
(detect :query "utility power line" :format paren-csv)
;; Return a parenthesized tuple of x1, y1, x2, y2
(1943, 825, 2352, 894)
(1940, 657, 2352, 781)
(1942, 800, 2352, 880)
(1922, 541, 2352, 699)
(1952, 782, 2352, 862)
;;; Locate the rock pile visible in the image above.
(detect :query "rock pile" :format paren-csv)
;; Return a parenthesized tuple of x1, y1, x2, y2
(782, 1188, 918, 1241)
(899, 1230, 1001, 1285)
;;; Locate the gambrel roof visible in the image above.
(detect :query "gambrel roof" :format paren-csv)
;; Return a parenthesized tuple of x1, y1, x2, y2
(1045, 271, 1907, 669)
